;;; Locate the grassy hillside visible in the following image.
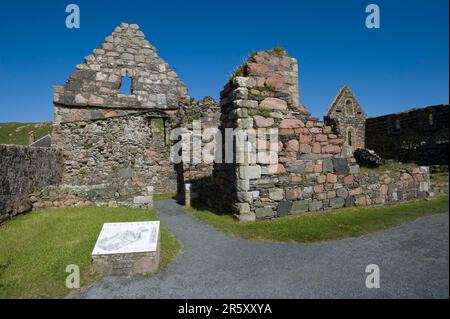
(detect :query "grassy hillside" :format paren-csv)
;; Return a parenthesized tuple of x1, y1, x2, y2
(0, 122, 52, 145)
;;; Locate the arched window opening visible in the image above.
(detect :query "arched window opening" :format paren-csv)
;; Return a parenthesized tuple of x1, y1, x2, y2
(120, 72, 132, 95)
(348, 130, 353, 146)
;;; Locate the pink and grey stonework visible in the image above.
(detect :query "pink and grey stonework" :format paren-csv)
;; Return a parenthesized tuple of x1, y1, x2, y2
(0, 23, 440, 222)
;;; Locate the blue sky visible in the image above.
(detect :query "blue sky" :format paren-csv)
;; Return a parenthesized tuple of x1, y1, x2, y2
(0, 0, 448, 122)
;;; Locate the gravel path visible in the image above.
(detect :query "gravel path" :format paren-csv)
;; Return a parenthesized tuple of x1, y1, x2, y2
(76, 199, 449, 299)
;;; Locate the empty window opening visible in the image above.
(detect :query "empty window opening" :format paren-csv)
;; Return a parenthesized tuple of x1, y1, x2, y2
(428, 113, 434, 125)
(347, 130, 353, 146)
(120, 72, 132, 95)
(395, 119, 401, 130)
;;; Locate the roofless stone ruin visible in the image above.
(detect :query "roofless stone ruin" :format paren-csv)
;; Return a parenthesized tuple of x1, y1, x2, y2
(0, 23, 433, 222)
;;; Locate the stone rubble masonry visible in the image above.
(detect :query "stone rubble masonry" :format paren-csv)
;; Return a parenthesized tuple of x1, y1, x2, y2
(52, 113, 174, 195)
(0, 145, 63, 222)
(53, 22, 188, 124)
(46, 23, 189, 209)
(174, 96, 221, 207)
(212, 49, 432, 222)
(365, 104, 449, 165)
(1, 27, 436, 223)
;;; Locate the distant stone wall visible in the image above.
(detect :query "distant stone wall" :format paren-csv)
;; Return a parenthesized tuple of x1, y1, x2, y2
(324, 86, 367, 155)
(213, 50, 432, 222)
(366, 104, 449, 165)
(0, 145, 62, 221)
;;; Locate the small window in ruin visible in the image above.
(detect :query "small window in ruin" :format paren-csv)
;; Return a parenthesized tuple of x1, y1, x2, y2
(395, 119, 401, 130)
(120, 73, 132, 95)
(336, 109, 342, 113)
(348, 130, 353, 146)
(428, 113, 434, 125)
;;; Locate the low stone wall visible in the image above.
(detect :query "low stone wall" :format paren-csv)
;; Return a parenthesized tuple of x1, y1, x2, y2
(30, 184, 154, 211)
(0, 145, 63, 221)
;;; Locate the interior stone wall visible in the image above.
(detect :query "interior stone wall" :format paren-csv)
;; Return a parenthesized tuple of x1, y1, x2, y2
(174, 97, 221, 206)
(53, 113, 176, 195)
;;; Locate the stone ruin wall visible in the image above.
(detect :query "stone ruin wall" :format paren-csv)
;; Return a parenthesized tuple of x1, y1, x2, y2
(49, 23, 189, 209)
(366, 104, 449, 165)
(0, 145, 62, 222)
(324, 86, 367, 155)
(213, 50, 431, 222)
(0, 24, 435, 221)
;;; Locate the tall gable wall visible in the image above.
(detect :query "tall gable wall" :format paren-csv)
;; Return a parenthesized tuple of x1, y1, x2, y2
(53, 22, 188, 124)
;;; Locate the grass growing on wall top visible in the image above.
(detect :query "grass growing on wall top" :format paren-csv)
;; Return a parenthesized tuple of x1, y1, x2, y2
(0, 207, 181, 298)
(0, 122, 52, 145)
(186, 196, 449, 243)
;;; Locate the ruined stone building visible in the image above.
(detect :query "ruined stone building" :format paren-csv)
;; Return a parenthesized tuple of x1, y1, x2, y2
(324, 86, 367, 156)
(51, 23, 189, 208)
(366, 104, 449, 165)
(211, 51, 430, 221)
(0, 23, 434, 222)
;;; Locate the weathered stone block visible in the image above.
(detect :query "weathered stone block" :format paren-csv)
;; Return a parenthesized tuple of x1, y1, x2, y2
(333, 158, 349, 175)
(329, 197, 345, 209)
(309, 200, 323, 211)
(238, 212, 256, 223)
(277, 201, 292, 217)
(286, 162, 305, 173)
(345, 196, 355, 207)
(255, 207, 275, 219)
(269, 188, 284, 201)
(237, 202, 251, 214)
(336, 188, 349, 198)
(260, 97, 288, 110)
(290, 200, 310, 215)
(236, 179, 250, 191)
(239, 165, 261, 180)
(323, 159, 334, 173)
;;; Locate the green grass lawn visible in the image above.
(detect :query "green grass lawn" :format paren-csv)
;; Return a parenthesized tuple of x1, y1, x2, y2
(0, 122, 52, 145)
(0, 207, 181, 299)
(186, 196, 449, 243)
